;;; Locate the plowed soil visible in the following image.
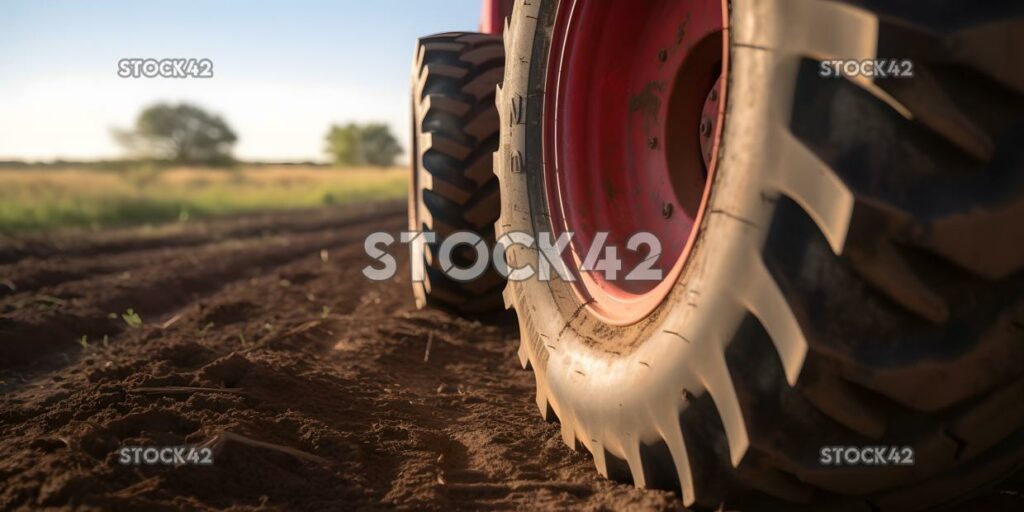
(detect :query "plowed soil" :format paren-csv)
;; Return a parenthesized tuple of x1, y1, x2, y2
(0, 203, 1020, 511)
(0, 202, 678, 511)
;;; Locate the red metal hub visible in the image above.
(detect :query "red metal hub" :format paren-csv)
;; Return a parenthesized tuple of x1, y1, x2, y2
(544, 0, 728, 325)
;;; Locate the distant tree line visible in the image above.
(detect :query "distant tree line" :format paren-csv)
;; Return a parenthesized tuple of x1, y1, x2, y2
(111, 102, 402, 167)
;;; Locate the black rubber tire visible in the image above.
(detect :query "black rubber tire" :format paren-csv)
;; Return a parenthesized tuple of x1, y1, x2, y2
(496, 1, 1024, 510)
(409, 32, 505, 314)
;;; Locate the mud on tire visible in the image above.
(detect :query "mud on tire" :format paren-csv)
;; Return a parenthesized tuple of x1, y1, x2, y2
(410, 32, 505, 314)
(496, 0, 1024, 510)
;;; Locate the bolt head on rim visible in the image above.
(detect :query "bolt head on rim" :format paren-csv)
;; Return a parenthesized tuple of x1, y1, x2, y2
(544, 0, 728, 325)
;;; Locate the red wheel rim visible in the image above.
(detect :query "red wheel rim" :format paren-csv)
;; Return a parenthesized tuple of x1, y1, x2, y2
(544, 0, 728, 325)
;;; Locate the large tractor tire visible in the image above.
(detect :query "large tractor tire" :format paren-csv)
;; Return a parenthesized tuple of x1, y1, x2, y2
(496, 0, 1024, 510)
(409, 32, 505, 314)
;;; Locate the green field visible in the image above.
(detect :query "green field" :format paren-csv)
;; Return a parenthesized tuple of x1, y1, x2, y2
(0, 165, 407, 232)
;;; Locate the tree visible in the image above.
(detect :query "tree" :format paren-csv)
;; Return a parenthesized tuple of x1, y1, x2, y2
(324, 123, 363, 166)
(324, 122, 402, 167)
(359, 123, 403, 167)
(114, 102, 237, 165)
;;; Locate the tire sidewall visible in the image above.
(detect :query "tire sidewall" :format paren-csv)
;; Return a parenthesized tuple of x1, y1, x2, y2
(497, 0, 774, 491)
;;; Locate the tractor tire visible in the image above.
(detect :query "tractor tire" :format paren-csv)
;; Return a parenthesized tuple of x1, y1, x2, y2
(409, 32, 505, 314)
(496, 0, 1024, 510)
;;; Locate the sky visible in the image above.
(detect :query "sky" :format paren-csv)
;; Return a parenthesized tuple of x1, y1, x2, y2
(0, 0, 482, 162)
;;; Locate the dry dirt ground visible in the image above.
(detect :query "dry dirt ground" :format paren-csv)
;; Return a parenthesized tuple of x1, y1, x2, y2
(0, 203, 1021, 511)
(0, 202, 679, 511)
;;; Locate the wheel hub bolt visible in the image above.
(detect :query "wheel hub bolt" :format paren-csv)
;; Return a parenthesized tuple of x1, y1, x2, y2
(647, 137, 658, 149)
(662, 202, 674, 219)
(700, 117, 713, 137)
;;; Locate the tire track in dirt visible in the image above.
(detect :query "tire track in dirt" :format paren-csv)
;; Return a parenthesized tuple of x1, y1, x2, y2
(0, 202, 402, 299)
(1, 238, 288, 303)
(0, 204, 405, 370)
(0, 201, 397, 266)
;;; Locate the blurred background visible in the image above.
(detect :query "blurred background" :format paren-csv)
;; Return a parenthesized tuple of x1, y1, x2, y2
(0, 0, 481, 232)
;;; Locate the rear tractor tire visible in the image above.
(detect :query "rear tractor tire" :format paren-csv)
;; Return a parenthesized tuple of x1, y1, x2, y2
(409, 31, 506, 315)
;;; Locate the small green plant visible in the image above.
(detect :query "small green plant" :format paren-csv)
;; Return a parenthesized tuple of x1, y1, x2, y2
(321, 306, 331, 319)
(121, 309, 142, 327)
(77, 335, 89, 349)
(35, 295, 67, 310)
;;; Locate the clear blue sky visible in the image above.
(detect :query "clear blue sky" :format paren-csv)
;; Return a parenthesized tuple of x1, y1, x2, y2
(0, 0, 482, 162)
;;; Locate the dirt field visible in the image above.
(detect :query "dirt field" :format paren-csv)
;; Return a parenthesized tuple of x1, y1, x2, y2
(0, 202, 680, 511)
(1, 203, 1021, 511)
